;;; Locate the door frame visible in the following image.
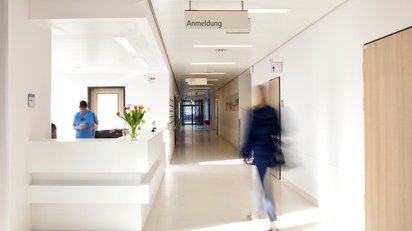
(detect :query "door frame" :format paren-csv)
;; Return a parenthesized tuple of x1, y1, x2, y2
(88, 86, 126, 115)
(182, 100, 204, 125)
(268, 77, 282, 180)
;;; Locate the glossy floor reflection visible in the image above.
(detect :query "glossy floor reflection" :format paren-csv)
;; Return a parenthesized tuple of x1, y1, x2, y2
(143, 126, 328, 231)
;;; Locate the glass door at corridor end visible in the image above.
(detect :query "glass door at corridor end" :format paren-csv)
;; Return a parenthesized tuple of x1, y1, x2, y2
(182, 100, 203, 125)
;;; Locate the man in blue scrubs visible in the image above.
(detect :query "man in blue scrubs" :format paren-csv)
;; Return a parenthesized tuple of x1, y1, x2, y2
(73, 101, 99, 139)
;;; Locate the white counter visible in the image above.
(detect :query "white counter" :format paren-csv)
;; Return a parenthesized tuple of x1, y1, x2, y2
(28, 129, 166, 231)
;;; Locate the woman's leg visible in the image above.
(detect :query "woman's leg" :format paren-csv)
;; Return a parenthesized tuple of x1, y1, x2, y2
(263, 170, 277, 222)
(253, 159, 277, 221)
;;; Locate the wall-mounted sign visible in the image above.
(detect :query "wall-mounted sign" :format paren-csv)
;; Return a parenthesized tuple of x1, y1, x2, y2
(28, 93, 35, 108)
(270, 60, 283, 73)
(185, 10, 249, 30)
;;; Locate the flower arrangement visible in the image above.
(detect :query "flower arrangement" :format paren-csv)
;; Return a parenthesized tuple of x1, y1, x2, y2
(117, 105, 145, 140)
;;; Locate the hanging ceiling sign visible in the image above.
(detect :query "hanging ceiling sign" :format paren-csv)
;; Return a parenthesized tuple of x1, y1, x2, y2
(185, 78, 208, 85)
(185, 10, 249, 30)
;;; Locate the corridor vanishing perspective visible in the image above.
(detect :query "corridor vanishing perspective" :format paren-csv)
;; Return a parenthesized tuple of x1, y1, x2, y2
(144, 126, 336, 231)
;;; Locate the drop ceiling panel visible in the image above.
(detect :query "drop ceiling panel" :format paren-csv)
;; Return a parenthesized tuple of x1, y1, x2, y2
(150, 0, 347, 94)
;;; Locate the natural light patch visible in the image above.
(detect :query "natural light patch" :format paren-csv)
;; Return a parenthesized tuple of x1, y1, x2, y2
(187, 219, 269, 231)
(277, 208, 329, 229)
(198, 159, 245, 166)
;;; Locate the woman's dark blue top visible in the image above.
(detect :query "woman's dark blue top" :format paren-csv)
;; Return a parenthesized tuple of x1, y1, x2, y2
(241, 105, 280, 159)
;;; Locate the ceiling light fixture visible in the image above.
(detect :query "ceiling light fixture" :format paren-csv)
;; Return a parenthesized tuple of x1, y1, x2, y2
(189, 88, 210, 90)
(190, 84, 214, 86)
(207, 79, 219, 82)
(189, 72, 226, 75)
(193, 45, 253, 48)
(248, 9, 289, 13)
(196, 9, 289, 14)
(191, 62, 235, 65)
(113, 37, 136, 53)
(136, 58, 148, 67)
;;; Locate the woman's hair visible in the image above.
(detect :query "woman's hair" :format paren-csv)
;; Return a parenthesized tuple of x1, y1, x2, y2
(254, 85, 267, 109)
(79, 100, 88, 108)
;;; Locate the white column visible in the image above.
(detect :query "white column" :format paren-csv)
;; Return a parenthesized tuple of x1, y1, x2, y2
(0, 0, 8, 229)
(7, 0, 52, 230)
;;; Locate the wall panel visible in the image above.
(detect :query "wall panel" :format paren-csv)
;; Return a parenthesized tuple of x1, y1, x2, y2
(364, 27, 412, 231)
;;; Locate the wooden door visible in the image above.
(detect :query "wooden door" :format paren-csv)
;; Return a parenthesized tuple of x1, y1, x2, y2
(269, 77, 282, 180)
(88, 87, 125, 130)
(364, 27, 412, 231)
(269, 78, 281, 120)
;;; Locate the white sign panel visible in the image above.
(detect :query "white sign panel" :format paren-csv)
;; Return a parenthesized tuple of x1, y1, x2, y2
(185, 10, 249, 30)
(270, 61, 283, 73)
(185, 78, 208, 85)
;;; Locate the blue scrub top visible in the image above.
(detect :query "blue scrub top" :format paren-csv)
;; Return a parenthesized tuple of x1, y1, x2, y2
(73, 110, 99, 138)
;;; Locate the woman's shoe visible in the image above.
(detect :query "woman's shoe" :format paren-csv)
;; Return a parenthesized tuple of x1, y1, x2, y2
(268, 221, 279, 231)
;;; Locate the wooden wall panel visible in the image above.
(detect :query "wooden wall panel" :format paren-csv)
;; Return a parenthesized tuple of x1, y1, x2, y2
(269, 78, 282, 180)
(364, 27, 412, 231)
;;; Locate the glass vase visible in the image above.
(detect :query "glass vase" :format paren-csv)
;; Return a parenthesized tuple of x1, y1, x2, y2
(130, 126, 137, 140)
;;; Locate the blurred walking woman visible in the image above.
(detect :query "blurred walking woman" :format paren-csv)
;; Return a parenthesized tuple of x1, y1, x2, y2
(241, 85, 280, 231)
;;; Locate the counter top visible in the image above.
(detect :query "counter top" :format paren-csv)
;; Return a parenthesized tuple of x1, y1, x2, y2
(33, 128, 166, 143)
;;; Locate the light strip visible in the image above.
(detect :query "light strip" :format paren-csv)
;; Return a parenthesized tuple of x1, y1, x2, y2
(193, 45, 252, 48)
(207, 79, 219, 82)
(113, 37, 136, 53)
(248, 9, 289, 13)
(191, 62, 235, 65)
(196, 9, 289, 14)
(136, 58, 148, 67)
(189, 88, 210, 90)
(189, 72, 226, 75)
(189, 83, 215, 86)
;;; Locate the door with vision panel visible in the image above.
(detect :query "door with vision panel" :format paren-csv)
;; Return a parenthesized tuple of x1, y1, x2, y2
(88, 87, 125, 130)
(268, 77, 282, 180)
(364, 27, 412, 231)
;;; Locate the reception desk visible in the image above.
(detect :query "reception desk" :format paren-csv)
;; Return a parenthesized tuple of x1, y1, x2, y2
(28, 129, 166, 231)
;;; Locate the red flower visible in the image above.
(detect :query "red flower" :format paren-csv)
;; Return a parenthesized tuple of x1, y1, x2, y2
(124, 106, 130, 110)
(138, 105, 144, 110)
(131, 110, 135, 113)
(134, 105, 138, 110)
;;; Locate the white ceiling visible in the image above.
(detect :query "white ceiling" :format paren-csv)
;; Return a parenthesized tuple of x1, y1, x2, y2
(150, 0, 347, 95)
(51, 19, 168, 76)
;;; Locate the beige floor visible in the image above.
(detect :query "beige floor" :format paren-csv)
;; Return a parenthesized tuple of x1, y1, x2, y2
(143, 126, 333, 231)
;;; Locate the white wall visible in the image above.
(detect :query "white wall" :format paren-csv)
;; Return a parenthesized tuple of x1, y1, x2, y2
(167, 71, 180, 163)
(7, 0, 52, 230)
(251, 0, 412, 230)
(217, 78, 240, 147)
(51, 71, 169, 140)
(217, 73, 251, 147)
(0, 0, 8, 229)
(210, 93, 217, 130)
(238, 71, 251, 146)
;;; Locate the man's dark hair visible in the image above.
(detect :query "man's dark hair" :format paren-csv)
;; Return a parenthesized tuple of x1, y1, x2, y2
(79, 100, 88, 108)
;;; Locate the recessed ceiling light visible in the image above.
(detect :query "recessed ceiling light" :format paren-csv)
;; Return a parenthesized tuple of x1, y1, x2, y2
(113, 37, 136, 53)
(189, 72, 226, 75)
(193, 45, 253, 48)
(196, 9, 289, 14)
(191, 62, 235, 65)
(189, 87, 210, 90)
(248, 9, 289, 13)
(207, 79, 219, 82)
(190, 84, 214, 86)
(136, 58, 148, 67)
